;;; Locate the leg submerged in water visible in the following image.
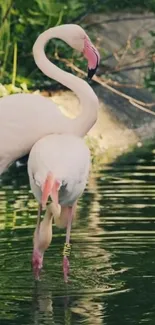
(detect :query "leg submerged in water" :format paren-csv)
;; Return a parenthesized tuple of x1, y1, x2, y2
(62, 203, 77, 283)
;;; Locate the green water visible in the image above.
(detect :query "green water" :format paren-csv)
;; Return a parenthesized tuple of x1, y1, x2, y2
(1, 143, 155, 325)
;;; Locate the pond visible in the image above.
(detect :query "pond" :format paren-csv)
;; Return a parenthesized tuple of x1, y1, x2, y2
(0, 143, 155, 325)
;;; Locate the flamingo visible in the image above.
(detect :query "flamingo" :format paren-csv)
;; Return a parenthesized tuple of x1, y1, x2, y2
(28, 134, 90, 281)
(0, 24, 100, 175)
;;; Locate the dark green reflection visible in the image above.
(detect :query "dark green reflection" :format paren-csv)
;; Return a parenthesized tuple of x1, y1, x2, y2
(1, 142, 155, 324)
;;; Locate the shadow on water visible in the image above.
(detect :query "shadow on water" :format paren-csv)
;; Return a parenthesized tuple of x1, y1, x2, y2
(1, 142, 155, 324)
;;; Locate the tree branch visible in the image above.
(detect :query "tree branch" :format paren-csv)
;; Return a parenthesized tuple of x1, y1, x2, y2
(55, 52, 155, 117)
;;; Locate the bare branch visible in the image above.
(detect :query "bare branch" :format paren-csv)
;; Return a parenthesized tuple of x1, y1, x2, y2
(54, 52, 155, 116)
(115, 33, 132, 69)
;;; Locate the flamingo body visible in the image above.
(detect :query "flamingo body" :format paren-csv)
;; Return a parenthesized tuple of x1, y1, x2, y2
(0, 94, 68, 173)
(28, 134, 90, 206)
(0, 24, 100, 175)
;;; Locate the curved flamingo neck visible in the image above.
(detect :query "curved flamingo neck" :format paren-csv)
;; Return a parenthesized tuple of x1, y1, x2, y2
(33, 25, 99, 136)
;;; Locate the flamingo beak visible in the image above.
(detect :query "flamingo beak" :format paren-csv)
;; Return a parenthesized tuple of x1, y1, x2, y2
(88, 63, 98, 80)
(41, 173, 61, 208)
(83, 36, 100, 80)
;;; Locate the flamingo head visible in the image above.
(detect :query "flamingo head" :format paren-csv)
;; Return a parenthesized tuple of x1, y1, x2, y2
(73, 25, 100, 79)
(56, 24, 100, 80)
(32, 248, 43, 280)
(32, 227, 44, 280)
(83, 35, 100, 80)
(32, 204, 53, 279)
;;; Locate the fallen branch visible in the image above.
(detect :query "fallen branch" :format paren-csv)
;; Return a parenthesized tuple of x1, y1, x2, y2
(103, 79, 142, 89)
(55, 52, 155, 117)
(129, 100, 155, 116)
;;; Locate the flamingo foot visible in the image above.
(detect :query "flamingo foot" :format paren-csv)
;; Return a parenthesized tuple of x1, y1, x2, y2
(63, 256, 70, 283)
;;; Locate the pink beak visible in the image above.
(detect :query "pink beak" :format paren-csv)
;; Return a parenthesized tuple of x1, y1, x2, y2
(41, 173, 61, 208)
(83, 36, 100, 80)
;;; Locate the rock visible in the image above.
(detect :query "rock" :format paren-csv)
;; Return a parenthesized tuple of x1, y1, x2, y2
(83, 11, 155, 135)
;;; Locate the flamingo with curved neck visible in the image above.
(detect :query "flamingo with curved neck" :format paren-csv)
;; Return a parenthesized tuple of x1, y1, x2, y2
(33, 24, 100, 136)
(0, 24, 100, 175)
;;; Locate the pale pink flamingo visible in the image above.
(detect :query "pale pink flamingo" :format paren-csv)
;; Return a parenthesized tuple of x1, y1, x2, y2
(0, 24, 100, 175)
(28, 134, 90, 282)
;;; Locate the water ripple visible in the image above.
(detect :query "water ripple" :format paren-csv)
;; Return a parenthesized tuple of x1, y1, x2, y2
(1, 144, 155, 324)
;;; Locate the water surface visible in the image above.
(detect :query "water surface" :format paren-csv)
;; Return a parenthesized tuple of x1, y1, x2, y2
(1, 144, 155, 325)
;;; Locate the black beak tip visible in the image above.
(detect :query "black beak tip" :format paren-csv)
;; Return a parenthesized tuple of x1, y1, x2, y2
(87, 65, 98, 81)
(88, 68, 95, 80)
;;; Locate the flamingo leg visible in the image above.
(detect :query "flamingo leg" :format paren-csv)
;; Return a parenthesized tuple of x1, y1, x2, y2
(31, 203, 43, 279)
(63, 203, 76, 282)
(36, 204, 42, 230)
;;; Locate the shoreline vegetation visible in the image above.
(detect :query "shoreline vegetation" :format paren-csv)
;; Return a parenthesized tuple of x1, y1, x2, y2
(1, 1, 155, 91)
(1, 1, 155, 167)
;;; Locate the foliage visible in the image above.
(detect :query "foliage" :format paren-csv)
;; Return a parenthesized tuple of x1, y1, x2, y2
(0, 0, 99, 90)
(0, 0, 155, 93)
